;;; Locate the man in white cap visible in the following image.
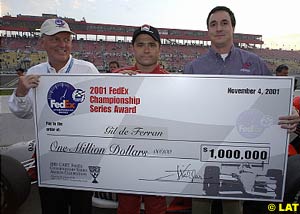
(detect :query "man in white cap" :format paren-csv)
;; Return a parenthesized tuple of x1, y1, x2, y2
(8, 18, 99, 214)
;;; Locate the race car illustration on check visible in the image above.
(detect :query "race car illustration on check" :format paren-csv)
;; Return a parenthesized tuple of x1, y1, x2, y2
(203, 163, 283, 199)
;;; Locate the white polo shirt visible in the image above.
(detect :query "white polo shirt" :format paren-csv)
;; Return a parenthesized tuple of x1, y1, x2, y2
(8, 56, 99, 119)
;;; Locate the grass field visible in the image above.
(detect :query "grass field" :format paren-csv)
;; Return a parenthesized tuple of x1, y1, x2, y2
(0, 89, 13, 96)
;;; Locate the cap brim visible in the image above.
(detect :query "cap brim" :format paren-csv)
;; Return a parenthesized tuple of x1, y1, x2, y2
(43, 30, 76, 36)
(133, 31, 160, 44)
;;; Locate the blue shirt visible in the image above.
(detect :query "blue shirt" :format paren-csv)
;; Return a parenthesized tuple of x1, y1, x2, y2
(184, 46, 272, 76)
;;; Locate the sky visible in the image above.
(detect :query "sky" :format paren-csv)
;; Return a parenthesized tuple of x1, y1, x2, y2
(1, 0, 300, 50)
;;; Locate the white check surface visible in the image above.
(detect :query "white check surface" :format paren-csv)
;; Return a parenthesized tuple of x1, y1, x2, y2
(34, 74, 294, 201)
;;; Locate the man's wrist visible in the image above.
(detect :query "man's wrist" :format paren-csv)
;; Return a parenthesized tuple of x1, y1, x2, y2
(15, 87, 29, 97)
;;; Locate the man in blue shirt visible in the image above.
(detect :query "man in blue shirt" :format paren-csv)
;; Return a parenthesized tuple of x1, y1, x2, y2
(184, 5, 300, 214)
(184, 7, 271, 76)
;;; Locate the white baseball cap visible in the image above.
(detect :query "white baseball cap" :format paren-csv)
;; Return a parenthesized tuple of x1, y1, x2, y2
(40, 18, 75, 36)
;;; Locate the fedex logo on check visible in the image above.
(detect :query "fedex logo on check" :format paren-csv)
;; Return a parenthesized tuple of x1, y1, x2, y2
(50, 99, 76, 109)
(47, 82, 84, 115)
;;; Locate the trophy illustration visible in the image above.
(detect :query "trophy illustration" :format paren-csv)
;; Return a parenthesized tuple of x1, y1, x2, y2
(88, 166, 101, 183)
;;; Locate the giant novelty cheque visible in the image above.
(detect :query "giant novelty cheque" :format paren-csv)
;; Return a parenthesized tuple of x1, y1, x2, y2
(34, 74, 293, 201)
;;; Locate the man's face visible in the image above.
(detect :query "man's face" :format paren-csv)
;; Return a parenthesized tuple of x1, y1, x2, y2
(41, 32, 72, 66)
(277, 69, 289, 76)
(208, 10, 234, 49)
(109, 63, 119, 72)
(133, 34, 160, 68)
(17, 70, 24, 76)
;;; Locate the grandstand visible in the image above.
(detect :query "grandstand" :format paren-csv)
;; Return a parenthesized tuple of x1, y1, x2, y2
(1, 13, 300, 82)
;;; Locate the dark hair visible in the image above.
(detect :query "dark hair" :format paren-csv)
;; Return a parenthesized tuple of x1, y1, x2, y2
(275, 64, 289, 73)
(207, 6, 236, 29)
(109, 61, 120, 68)
(16, 68, 25, 72)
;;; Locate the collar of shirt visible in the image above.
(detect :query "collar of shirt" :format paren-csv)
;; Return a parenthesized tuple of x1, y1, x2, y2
(133, 64, 168, 74)
(46, 55, 73, 73)
(209, 45, 235, 60)
(114, 64, 168, 74)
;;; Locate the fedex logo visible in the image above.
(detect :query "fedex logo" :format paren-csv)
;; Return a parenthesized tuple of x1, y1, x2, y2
(47, 82, 84, 116)
(50, 99, 76, 109)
